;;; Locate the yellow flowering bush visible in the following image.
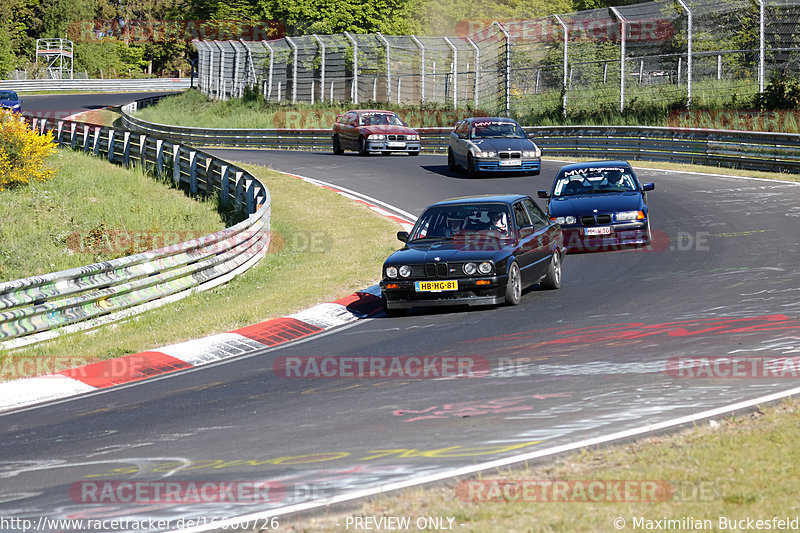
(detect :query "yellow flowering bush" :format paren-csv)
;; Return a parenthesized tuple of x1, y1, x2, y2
(0, 111, 56, 190)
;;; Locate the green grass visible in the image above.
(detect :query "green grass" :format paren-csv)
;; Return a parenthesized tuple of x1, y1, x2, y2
(0, 161, 400, 375)
(286, 397, 800, 532)
(0, 148, 226, 281)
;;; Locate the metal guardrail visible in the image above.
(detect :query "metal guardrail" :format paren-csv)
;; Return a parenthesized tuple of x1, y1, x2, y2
(0, 78, 192, 92)
(122, 101, 800, 173)
(0, 115, 270, 350)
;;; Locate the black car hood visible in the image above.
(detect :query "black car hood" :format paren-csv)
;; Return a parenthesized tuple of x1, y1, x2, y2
(549, 192, 644, 216)
(385, 238, 513, 265)
(469, 138, 536, 151)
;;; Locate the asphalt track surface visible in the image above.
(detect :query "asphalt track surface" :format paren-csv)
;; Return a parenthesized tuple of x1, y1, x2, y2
(2, 97, 800, 531)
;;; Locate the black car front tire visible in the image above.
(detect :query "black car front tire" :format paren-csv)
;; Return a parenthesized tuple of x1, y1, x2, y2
(504, 262, 522, 305)
(540, 250, 562, 290)
(358, 136, 369, 156)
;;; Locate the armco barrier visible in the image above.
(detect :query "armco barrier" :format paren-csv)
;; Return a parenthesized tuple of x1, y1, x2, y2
(121, 100, 800, 173)
(0, 115, 270, 350)
(0, 78, 191, 92)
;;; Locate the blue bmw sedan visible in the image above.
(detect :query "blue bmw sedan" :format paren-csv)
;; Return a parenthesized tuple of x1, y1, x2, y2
(538, 161, 655, 252)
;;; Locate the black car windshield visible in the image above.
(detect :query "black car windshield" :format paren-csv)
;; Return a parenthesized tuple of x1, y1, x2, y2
(470, 120, 526, 139)
(0, 91, 18, 100)
(553, 167, 637, 197)
(359, 112, 404, 126)
(409, 203, 513, 240)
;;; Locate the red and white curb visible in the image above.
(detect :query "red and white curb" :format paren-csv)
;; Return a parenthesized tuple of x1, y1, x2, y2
(0, 175, 416, 413)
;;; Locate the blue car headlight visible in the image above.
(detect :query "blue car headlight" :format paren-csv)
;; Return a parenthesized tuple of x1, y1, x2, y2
(616, 211, 645, 222)
(553, 216, 577, 225)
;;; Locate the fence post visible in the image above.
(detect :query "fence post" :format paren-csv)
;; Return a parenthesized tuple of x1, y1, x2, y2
(139, 134, 147, 169)
(491, 22, 511, 116)
(156, 139, 164, 175)
(92, 127, 101, 155)
(376, 32, 391, 101)
(189, 151, 197, 194)
(235, 171, 244, 212)
(122, 131, 131, 167)
(717, 54, 722, 80)
(639, 59, 644, 84)
(220, 164, 229, 205)
(759, 0, 765, 92)
(83, 124, 90, 152)
(264, 41, 274, 100)
(411, 35, 426, 103)
(70, 122, 77, 149)
(676, 0, 693, 107)
(444, 37, 458, 108)
(554, 15, 569, 118)
(610, 7, 626, 113)
(467, 37, 480, 109)
(107, 129, 115, 162)
(344, 32, 358, 104)
(313, 35, 326, 104)
(285, 36, 298, 104)
(172, 145, 181, 184)
(57, 121, 64, 145)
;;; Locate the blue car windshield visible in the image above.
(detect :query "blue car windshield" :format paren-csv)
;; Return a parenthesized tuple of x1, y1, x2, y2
(409, 204, 513, 240)
(470, 120, 526, 139)
(553, 167, 637, 197)
(0, 91, 18, 100)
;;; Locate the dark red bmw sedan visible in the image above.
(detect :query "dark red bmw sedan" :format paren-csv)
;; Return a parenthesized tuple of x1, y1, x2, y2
(332, 110, 421, 156)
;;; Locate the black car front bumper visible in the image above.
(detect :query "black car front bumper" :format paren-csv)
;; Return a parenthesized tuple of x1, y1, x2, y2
(380, 275, 509, 309)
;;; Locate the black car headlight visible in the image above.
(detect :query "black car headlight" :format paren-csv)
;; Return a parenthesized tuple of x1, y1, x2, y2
(386, 266, 398, 278)
(463, 262, 477, 275)
(478, 262, 493, 275)
(399, 265, 412, 278)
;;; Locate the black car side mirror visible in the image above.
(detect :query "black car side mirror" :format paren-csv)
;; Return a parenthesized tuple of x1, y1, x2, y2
(537, 190, 549, 199)
(642, 183, 655, 191)
(397, 231, 409, 243)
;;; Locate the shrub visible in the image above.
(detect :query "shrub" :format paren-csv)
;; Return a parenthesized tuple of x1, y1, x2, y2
(0, 111, 56, 190)
(755, 72, 800, 110)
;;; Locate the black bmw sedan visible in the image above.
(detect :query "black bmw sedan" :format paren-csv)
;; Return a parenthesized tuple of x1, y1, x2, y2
(380, 195, 564, 315)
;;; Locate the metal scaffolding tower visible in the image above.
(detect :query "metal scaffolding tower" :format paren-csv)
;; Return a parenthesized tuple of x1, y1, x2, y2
(36, 38, 74, 79)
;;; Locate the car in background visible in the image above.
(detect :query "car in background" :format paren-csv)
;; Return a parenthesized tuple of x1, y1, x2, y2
(537, 161, 654, 252)
(332, 110, 421, 156)
(0, 91, 23, 114)
(380, 194, 564, 315)
(448, 117, 541, 177)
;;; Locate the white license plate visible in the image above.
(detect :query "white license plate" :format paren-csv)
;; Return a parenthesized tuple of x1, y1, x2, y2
(584, 226, 612, 235)
(387, 141, 406, 148)
(498, 160, 522, 166)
